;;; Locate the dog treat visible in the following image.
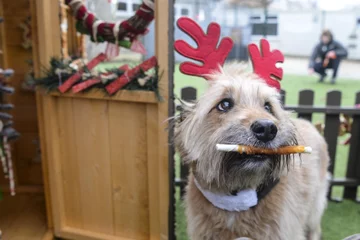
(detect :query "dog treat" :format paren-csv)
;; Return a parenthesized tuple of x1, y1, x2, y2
(216, 144, 312, 155)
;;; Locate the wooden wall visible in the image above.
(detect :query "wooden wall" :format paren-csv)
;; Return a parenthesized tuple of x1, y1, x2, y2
(35, 0, 172, 238)
(0, 0, 42, 187)
(38, 91, 162, 239)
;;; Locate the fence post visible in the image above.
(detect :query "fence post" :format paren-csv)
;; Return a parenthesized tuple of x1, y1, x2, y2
(344, 92, 360, 200)
(323, 90, 341, 200)
(280, 89, 286, 106)
(298, 90, 314, 122)
(179, 87, 197, 198)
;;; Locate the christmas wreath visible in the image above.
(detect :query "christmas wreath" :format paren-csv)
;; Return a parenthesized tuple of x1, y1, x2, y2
(66, 0, 154, 52)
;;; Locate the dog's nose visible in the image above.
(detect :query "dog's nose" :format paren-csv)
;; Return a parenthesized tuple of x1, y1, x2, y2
(251, 119, 277, 142)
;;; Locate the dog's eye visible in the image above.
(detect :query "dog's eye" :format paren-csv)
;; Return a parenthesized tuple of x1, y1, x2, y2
(264, 102, 272, 113)
(216, 98, 234, 112)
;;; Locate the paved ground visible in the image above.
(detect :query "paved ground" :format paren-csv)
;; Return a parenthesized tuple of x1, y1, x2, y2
(283, 56, 360, 80)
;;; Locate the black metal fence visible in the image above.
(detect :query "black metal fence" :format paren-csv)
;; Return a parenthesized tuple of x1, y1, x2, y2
(175, 87, 360, 202)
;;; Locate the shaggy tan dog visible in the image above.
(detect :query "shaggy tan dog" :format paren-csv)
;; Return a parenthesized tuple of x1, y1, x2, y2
(175, 64, 330, 240)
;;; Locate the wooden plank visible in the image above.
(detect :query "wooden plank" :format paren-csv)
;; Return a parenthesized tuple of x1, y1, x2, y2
(34, 0, 62, 229)
(344, 92, 360, 199)
(146, 104, 160, 240)
(1, 0, 40, 186)
(0, 193, 47, 240)
(35, 0, 61, 66)
(284, 105, 360, 115)
(13, 132, 43, 185)
(155, 0, 171, 238)
(30, 0, 40, 78)
(331, 177, 359, 186)
(42, 95, 66, 233)
(323, 91, 341, 198)
(57, 97, 83, 229)
(59, 0, 69, 59)
(0, 184, 43, 193)
(42, 230, 54, 240)
(108, 101, 149, 239)
(0, 0, 7, 68)
(58, 226, 133, 240)
(40, 88, 158, 104)
(36, 92, 53, 228)
(297, 89, 314, 122)
(72, 98, 114, 234)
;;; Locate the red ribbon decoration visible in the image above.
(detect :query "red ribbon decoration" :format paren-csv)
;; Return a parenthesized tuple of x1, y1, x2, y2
(105, 56, 157, 95)
(58, 53, 107, 93)
(71, 65, 130, 93)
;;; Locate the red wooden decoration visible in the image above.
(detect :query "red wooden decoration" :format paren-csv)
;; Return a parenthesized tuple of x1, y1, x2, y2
(71, 65, 130, 93)
(174, 17, 234, 80)
(105, 56, 157, 95)
(58, 53, 107, 93)
(248, 39, 284, 90)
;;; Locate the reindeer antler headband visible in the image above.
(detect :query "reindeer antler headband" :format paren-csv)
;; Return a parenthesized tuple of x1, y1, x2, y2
(174, 17, 285, 90)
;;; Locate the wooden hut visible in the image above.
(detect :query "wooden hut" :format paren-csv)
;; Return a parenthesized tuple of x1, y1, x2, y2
(0, 0, 173, 239)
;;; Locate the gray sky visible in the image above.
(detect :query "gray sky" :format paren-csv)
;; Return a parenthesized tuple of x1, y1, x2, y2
(317, 0, 360, 10)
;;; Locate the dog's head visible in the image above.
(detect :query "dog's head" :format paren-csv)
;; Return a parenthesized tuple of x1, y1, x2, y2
(175, 64, 297, 193)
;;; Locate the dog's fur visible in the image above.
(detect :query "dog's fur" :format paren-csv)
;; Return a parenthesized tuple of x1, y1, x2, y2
(175, 64, 330, 240)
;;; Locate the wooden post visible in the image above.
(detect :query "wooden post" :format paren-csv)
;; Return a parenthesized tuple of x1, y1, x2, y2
(280, 89, 286, 106)
(34, 0, 62, 231)
(298, 90, 314, 122)
(323, 91, 341, 200)
(179, 87, 197, 199)
(344, 92, 360, 200)
(155, 0, 173, 238)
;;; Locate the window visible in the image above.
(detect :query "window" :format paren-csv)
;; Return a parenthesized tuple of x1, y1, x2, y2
(132, 3, 140, 11)
(266, 16, 278, 21)
(250, 15, 278, 36)
(117, 2, 127, 11)
(116, 0, 141, 17)
(181, 8, 189, 16)
(250, 16, 261, 21)
(175, 4, 192, 19)
(252, 23, 278, 36)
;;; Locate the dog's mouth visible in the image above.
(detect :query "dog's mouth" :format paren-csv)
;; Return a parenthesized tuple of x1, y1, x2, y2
(222, 148, 293, 172)
(224, 152, 272, 165)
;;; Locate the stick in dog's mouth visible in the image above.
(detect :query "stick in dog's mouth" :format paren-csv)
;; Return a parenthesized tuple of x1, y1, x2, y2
(216, 144, 312, 155)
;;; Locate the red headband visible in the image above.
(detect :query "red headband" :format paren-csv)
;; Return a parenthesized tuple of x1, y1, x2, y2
(174, 17, 284, 90)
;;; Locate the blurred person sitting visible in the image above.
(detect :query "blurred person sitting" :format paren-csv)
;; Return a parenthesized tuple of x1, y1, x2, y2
(308, 29, 348, 84)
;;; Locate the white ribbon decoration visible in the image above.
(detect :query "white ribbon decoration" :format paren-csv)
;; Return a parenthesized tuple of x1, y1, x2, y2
(143, 0, 154, 10)
(69, 0, 83, 14)
(113, 21, 122, 46)
(92, 20, 104, 43)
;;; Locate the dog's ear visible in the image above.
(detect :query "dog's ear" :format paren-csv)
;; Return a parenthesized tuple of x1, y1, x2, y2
(179, 99, 196, 122)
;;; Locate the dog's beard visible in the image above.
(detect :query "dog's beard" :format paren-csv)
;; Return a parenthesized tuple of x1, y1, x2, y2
(219, 152, 295, 192)
(193, 124, 298, 193)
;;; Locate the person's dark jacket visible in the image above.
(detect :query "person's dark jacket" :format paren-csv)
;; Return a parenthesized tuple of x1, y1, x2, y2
(309, 40, 348, 68)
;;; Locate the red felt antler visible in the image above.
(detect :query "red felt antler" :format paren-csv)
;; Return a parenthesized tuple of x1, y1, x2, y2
(248, 39, 284, 90)
(174, 17, 234, 80)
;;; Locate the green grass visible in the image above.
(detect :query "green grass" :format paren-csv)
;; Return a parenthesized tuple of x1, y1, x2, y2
(174, 66, 360, 240)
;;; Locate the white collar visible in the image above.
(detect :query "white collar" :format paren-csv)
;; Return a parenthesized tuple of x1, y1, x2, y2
(194, 179, 258, 212)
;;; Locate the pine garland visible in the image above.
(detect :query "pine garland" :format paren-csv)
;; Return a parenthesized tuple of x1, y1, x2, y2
(35, 57, 161, 100)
